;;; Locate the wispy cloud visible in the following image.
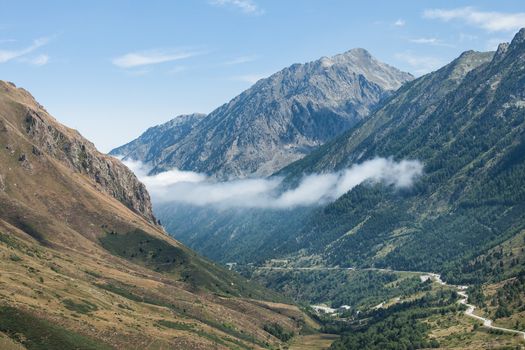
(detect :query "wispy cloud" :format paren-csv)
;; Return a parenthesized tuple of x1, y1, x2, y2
(394, 19, 406, 27)
(424, 7, 525, 32)
(410, 37, 438, 44)
(458, 33, 478, 42)
(409, 37, 453, 47)
(0, 37, 49, 64)
(112, 49, 203, 68)
(167, 66, 188, 74)
(224, 55, 258, 65)
(210, 0, 264, 15)
(125, 68, 151, 77)
(121, 157, 423, 209)
(232, 73, 267, 84)
(23, 54, 50, 66)
(395, 52, 445, 76)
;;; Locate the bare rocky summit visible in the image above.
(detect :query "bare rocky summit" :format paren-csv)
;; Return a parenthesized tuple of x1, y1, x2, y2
(112, 49, 413, 179)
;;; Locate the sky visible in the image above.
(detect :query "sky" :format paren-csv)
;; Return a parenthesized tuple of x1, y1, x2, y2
(1, 0, 524, 152)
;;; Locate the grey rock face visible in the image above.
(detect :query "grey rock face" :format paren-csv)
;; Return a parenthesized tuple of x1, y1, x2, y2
(14, 95, 158, 225)
(112, 49, 413, 179)
(110, 113, 206, 162)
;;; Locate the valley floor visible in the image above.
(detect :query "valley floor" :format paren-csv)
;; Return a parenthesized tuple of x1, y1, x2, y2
(240, 262, 525, 349)
(289, 333, 340, 350)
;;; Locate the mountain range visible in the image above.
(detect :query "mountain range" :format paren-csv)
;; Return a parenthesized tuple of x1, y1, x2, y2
(153, 28, 525, 308)
(111, 48, 413, 179)
(4, 27, 525, 350)
(276, 30, 525, 284)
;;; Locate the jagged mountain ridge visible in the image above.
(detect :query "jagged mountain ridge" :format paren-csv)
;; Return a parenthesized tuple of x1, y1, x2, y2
(163, 29, 525, 290)
(111, 48, 413, 179)
(155, 49, 496, 264)
(110, 113, 206, 164)
(274, 29, 525, 283)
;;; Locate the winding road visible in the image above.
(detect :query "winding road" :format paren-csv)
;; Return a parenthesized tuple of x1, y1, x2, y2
(456, 289, 525, 340)
(250, 264, 525, 340)
(257, 265, 525, 340)
(422, 273, 525, 340)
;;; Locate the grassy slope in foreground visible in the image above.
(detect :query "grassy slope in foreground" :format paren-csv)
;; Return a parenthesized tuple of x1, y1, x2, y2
(0, 80, 315, 349)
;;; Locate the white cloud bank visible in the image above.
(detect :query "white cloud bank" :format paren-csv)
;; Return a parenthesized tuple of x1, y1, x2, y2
(424, 7, 525, 32)
(122, 157, 423, 209)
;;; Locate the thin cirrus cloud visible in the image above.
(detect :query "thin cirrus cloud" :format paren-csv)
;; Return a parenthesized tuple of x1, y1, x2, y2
(409, 37, 453, 48)
(424, 7, 525, 32)
(395, 52, 445, 76)
(410, 38, 440, 44)
(112, 49, 203, 68)
(22, 54, 50, 66)
(394, 19, 406, 27)
(167, 66, 188, 75)
(224, 55, 258, 65)
(210, 0, 264, 15)
(121, 157, 423, 209)
(0, 37, 50, 64)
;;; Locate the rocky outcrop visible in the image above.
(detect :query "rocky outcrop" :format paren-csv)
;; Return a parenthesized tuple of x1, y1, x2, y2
(110, 113, 206, 162)
(0, 81, 157, 224)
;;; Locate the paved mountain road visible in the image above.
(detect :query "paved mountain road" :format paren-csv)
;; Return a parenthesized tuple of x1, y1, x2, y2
(457, 290, 525, 340)
(251, 264, 525, 340)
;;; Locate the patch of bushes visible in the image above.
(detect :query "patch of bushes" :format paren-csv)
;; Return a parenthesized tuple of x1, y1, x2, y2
(95, 282, 169, 307)
(263, 322, 294, 342)
(0, 306, 112, 350)
(62, 299, 98, 314)
(9, 254, 22, 262)
(155, 320, 194, 331)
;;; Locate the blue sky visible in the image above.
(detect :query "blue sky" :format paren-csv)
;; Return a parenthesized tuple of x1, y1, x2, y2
(1, 0, 524, 152)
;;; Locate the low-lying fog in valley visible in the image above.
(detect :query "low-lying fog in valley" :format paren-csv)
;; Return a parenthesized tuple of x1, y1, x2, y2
(121, 157, 423, 209)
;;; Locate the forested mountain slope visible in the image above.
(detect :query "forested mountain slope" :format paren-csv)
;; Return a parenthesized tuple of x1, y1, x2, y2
(277, 29, 525, 284)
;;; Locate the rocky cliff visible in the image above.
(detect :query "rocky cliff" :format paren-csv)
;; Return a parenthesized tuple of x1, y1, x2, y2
(0, 80, 157, 224)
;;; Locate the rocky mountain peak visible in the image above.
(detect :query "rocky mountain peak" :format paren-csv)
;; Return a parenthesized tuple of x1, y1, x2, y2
(510, 27, 525, 48)
(113, 49, 413, 179)
(487, 29, 525, 67)
(493, 42, 510, 63)
(317, 48, 413, 90)
(323, 48, 373, 65)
